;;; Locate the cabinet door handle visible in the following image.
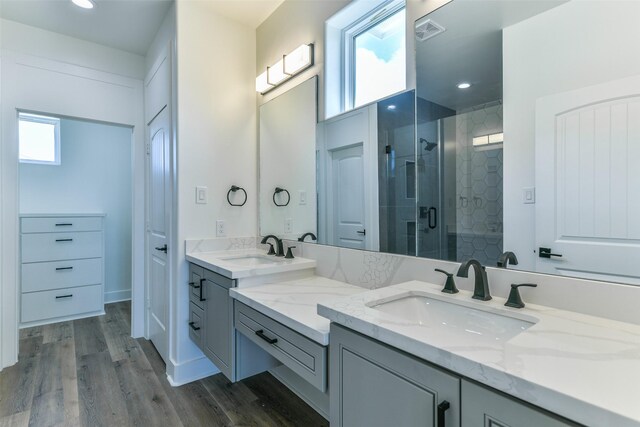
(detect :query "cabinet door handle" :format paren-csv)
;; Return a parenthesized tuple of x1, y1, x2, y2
(539, 247, 562, 258)
(55, 223, 73, 226)
(199, 278, 206, 301)
(255, 329, 278, 344)
(55, 294, 73, 299)
(55, 238, 73, 242)
(437, 400, 450, 427)
(55, 266, 73, 271)
(188, 321, 200, 331)
(188, 281, 201, 289)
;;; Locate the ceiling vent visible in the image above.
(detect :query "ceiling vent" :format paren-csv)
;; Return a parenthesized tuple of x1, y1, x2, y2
(415, 19, 445, 42)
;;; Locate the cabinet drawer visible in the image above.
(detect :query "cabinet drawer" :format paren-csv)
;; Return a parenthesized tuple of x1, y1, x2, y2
(22, 258, 102, 293)
(21, 284, 103, 324)
(189, 302, 204, 350)
(235, 302, 327, 391)
(21, 216, 102, 233)
(21, 232, 102, 263)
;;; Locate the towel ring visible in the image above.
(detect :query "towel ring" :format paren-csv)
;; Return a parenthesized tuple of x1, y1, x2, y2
(273, 187, 290, 207)
(227, 185, 247, 207)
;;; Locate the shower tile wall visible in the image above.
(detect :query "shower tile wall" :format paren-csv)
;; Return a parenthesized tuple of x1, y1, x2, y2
(454, 102, 503, 265)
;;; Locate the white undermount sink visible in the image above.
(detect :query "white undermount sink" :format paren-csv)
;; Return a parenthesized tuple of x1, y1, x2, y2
(368, 294, 536, 342)
(218, 254, 285, 266)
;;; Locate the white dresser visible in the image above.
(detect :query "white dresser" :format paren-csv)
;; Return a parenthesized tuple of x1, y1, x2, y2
(20, 214, 105, 326)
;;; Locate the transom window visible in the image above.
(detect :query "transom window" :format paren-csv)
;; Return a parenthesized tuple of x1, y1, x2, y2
(346, 4, 406, 108)
(18, 112, 61, 165)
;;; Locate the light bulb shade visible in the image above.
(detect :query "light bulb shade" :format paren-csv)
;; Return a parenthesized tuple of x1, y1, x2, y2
(488, 132, 504, 144)
(284, 44, 313, 75)
(256, 71, 273, 93)
(72, 0, 94, 8)
(267, 59, 287, 85)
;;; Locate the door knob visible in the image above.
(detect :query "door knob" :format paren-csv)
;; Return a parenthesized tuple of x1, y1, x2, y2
(155, 244, 168, 253)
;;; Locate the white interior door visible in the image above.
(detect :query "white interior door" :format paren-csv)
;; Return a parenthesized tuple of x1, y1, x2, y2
(330, 145, 366, 249)
(148, 106, 171, 361)
(535, 75, 640, 284)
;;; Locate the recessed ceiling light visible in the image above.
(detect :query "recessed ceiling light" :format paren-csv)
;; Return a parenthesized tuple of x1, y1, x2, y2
(71, 0, 94, 9)
(457, 82, 471, 89)
(387, 105, 397, 110)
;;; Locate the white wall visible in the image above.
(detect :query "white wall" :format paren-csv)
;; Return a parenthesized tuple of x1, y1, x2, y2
(0, 20, 145, 369)
(172, 1, 256, 384)
(19, 118, 133, 303)
(503, 1, 640, 270)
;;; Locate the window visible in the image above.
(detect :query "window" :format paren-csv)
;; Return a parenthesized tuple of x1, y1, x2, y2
(348, 5, 406, 108)
(19, 113, 61, 165)
(325, 0, 406, 117)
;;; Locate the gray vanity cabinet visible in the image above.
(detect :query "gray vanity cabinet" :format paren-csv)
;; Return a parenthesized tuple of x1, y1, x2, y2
(202, 269, 235, 381)
(330, 324, 460, 427)
(461, 381, 577, 427)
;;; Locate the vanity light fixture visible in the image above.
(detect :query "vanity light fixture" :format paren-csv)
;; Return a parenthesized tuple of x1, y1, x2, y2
(473, 132, 504, 147)
(256, 44, 314, 94)
(457, 82, 471, 89)
(71, 0, 95, 9)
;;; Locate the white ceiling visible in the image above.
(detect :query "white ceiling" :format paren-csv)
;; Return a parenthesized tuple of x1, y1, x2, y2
(0, 0, 173, 55)
(0, 0, 284, 56)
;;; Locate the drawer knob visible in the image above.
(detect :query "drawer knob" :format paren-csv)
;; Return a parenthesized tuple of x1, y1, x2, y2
(255, 329, 278, 345)
(55, 294, 73, 299)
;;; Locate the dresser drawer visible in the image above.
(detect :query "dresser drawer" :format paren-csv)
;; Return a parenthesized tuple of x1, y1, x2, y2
(21, 216, 102, 233)
(235, 302, 327, 392)
(21, 284, 103, 324)
(189, 302, 204, 350)
(21, 232, 102, 263)
(22, 258, 102, 293)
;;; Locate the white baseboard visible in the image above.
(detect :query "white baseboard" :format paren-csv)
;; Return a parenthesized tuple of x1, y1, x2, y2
(105, 289, 132, 304)
(19, 310, 106, 329)
(166, 355, 219, 387)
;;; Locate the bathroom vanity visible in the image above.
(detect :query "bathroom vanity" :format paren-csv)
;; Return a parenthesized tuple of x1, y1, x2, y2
(320, 281, 640, 427)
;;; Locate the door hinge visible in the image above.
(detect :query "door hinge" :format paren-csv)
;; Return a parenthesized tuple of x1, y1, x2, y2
(146, 143, 150, 155)
(146, 298, 151, 309)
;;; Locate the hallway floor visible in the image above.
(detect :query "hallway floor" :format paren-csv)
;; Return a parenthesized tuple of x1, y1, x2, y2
(0, 301, 328, 427)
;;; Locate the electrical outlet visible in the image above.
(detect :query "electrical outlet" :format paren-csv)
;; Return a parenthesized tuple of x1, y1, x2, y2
(216, 220, 226, 237)
(284, 218, 293, 234)
(196, 186, 207, 204)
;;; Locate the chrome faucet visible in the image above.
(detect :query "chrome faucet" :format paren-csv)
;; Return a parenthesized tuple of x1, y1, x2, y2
(497, 251, 518, 268)
(457, 259, 491, 301)
(261, 235, 284, 257)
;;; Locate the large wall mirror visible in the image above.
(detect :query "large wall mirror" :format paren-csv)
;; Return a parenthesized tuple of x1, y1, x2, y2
(259, 0, 640, 286)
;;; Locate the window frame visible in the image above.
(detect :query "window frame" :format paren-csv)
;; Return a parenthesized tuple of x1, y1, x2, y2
(342, 0, 406, 111)
(18, 112, 61, 165)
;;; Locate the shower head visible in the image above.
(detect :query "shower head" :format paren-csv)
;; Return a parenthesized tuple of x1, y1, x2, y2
(420, 138, 438, 152)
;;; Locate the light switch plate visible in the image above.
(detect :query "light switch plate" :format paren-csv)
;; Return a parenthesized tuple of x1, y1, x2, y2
(299, 190, 307, 205)
(523, 187, 535, 204)
(196, 186, 207, 204)
(284, 218, 293, 234)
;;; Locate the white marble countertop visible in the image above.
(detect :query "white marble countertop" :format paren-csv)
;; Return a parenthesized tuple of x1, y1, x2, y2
(318, 280, 640, 427)
(229, 276, 365, 345)
(186, 248, 316, 279)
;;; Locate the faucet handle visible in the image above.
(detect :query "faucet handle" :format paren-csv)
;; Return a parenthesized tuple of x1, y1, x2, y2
(434, 269, 459, 294)
(285, 246, 296, 259)
(505, 283, 537, 309)
(266, 243, 276, 255)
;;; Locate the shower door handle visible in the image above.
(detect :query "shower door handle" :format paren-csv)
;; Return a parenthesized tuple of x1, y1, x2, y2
(428, 207, 437, 229)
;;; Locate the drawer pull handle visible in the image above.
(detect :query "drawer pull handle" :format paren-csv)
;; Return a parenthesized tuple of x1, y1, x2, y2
(55, 294, 73, 299)
(188, 281, 201, 289)
(55, 267, 73, 271)
(255, 329, 278, 344)
(199, 278, 206, 302)
(55, 238, 73, 242)
(188, 321, 201, 331)
(437, 400, 450, 427)
(55, 223, 73, 226)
